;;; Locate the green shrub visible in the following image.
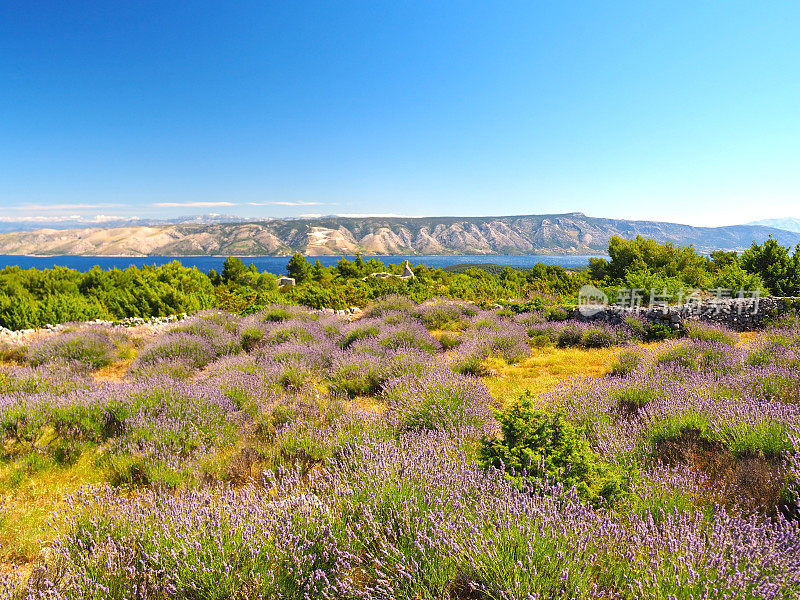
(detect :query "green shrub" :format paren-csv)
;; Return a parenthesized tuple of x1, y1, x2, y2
(239, 327, 264, 351)
(529, 333, 553, 349)
(479, 396, 625, 506)
(581, 327, 615, 348)
(438, 333, 462, 350)
(644, 321, 677, 342)
(545, 306, 569, 321)
(610, 384, 659, 411)
(556, 325, 583, 348)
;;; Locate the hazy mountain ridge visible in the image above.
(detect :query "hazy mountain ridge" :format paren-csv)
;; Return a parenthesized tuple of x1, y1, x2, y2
(1, 212, 798, 256)
(747, 218, 800, 234)
(0, 214, 258, 234)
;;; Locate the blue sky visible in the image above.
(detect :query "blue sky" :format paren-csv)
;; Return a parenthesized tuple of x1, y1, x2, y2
(1, 1, 799, 226)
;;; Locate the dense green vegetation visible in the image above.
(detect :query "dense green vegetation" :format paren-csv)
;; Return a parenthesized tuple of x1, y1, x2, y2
(0, 254, 588, 330)
(0, 262, 216, 331)
(589, 235, 767, 300)
(2, 235, 799, 330)
(479, 394, 625, 506)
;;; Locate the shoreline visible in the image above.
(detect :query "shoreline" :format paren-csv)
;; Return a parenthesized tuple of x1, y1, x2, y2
(2, 252, 608, 258)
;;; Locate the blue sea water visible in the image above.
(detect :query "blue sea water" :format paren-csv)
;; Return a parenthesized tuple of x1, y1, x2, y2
(0, 254, 602, 275)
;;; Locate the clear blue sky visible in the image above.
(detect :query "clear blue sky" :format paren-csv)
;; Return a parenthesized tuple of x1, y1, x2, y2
(1, 1, 799, 226)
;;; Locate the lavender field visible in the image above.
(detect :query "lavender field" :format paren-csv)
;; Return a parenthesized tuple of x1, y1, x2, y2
(1, 298, 800, 598)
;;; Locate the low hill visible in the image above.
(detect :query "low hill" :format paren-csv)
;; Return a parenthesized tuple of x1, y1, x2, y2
(0, 212, 798, 256)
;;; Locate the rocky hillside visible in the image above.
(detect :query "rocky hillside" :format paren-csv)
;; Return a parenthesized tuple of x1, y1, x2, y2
(1, 212, 798, 256)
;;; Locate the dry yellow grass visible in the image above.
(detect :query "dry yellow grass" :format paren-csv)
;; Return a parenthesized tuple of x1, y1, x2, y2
(0, 449, 106, 566)
(350, 396, 385, 414)
(93, 358, 133, 383)
(736, 330, 760, 348)
(482, 345, 623, 407)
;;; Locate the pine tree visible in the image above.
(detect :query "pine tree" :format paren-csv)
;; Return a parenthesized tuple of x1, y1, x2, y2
(286, 252, 311, 283)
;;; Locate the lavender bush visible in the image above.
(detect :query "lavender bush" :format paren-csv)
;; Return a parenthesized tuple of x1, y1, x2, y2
(170, 311, 241, 354)
(383, 369, 498, 439)
(363, 294, 418, 318)
(28, 326, 130, 369)
(21, 433, 800, 599)
(416, 299, 477, 330)
(7, 300, 800, 598)
(133, 332, 216, 373)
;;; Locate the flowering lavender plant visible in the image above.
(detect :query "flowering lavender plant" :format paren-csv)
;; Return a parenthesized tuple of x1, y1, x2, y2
(383, 369, 498, 439)
(28, 326, 130, 369)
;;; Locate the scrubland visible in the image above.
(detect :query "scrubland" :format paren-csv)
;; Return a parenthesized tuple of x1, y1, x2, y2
(1, 297, 799, 598)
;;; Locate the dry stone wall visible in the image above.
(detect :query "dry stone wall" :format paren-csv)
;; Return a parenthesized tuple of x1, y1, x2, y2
(572, 296, 800, 331)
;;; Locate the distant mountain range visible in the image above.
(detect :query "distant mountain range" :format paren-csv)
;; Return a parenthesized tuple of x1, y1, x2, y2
(747, 218, 800, 234)
(1, 212, 799, 256)
(0, 214, 256, 234)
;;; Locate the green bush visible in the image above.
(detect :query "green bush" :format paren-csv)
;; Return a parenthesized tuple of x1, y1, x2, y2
(544, 306, 569, 321)
(239, 327, 264, 351)
(529, 333, 554, 349)
(0, 262, 215, 330)
(581, 327, 616, 348)
(479, 396, 625, 506)
(610, 384, 659, 411)
(556, 325, 583, 348)
(438, 333, 462, 350)
(644, 321, 677, 342)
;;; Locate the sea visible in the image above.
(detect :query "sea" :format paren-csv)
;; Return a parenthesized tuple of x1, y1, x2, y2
(0, 254, 602, 276)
